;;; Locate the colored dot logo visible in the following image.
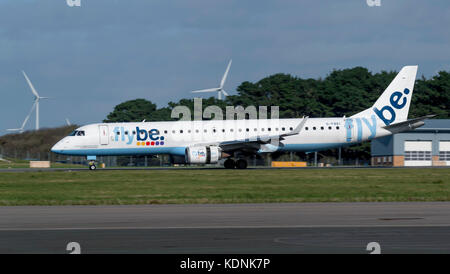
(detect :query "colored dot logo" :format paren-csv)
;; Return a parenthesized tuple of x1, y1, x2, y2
(137, 141, 165, 146)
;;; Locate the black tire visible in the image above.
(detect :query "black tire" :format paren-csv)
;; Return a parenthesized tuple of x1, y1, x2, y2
(235, 159, 248, 169)
(224, 159, 235, 169)
(89, 164, 97, 170)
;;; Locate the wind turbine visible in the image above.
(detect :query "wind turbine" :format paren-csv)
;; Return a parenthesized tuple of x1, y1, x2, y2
(191, 60, 232, 100)
(22, 71, 48, 130)
(65, 118, 71, 126)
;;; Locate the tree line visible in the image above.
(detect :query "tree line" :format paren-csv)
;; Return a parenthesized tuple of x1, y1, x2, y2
(105, 67, 449, 123)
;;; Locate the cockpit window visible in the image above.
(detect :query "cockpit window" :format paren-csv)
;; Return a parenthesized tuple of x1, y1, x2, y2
(69, 130, 85, 136)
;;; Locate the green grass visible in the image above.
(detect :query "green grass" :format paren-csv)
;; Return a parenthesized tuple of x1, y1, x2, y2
(0, 168, 449, 206)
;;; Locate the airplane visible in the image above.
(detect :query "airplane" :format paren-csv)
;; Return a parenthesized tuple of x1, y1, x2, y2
(51, 65, 433, 170)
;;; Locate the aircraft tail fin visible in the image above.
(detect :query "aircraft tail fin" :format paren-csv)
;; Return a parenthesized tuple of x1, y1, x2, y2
(351, 65, 418, 125)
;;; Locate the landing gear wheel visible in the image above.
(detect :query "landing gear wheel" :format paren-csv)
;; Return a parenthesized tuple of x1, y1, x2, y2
(224, 159, 235, 169)
(235, 159, 248, 169)
(88, 161, 97, 171)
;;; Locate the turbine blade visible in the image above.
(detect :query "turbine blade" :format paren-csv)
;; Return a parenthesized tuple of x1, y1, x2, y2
(65, 118, 71, 126)
(220, 59, 232, 88)
(221, 89, 229, 96)
(191, 88, 220, 93)
(21, 101, 37, 129)
(22, 71, 40, 98)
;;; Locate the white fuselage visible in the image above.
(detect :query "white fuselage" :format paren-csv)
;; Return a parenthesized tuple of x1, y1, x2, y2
(51, 116, 392, 157)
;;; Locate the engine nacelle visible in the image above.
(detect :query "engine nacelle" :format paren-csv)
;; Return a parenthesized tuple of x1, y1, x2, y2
(185, 146, 222, 164)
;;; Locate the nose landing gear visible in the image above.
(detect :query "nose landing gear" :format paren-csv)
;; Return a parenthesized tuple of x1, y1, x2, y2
(87, 156, 97, 171)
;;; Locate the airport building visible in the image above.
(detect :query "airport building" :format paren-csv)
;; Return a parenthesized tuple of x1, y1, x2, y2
(371, 119, 450, 167)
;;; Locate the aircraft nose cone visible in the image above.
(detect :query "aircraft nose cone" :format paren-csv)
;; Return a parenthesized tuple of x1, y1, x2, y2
(51, 141, 63, 154)
(50, 144, 58, 153)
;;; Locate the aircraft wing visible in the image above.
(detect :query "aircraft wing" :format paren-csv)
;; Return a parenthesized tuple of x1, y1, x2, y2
(192, 117, 308, 154)
(382, 114, 436, 134)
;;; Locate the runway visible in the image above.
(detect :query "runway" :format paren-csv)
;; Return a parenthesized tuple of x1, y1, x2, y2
(2, 202, 450, 253)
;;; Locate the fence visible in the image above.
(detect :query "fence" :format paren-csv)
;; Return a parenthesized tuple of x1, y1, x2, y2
(0, 146, 371, 167)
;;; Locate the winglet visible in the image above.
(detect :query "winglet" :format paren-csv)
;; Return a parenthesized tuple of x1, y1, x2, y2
(282, 116, 308, 137)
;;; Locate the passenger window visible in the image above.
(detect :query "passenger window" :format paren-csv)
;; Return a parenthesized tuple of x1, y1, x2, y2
(336, 126, 340, 130)
(313, 127, 316, 130)
(305, 127, 309, 130)
(164, 130, 167, 134)
(282, 127, 285, 131)
(289, 127, 293, 131)
(328, 126, 332, 130)
(321, 127, 324, 130)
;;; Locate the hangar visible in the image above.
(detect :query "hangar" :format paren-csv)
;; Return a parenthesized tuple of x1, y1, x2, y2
(371, 119, 450, 167)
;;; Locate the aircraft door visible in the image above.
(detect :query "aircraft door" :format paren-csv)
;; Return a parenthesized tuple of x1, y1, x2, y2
(344, 118, 356, 143)
(99, 125, 109, 145)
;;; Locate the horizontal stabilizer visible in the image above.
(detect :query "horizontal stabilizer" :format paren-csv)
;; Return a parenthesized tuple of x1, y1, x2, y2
(382, 114, 436, 133)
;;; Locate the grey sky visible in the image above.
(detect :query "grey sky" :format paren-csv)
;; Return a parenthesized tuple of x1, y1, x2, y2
(0, 0, 449, 133)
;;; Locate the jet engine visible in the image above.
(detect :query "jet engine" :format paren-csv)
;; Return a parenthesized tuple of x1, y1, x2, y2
(185, 146, 222, 164)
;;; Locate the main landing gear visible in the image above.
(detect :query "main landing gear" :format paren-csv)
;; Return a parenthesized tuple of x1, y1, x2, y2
(224, 158, 248, 169)
(88, 161, 97, 170)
